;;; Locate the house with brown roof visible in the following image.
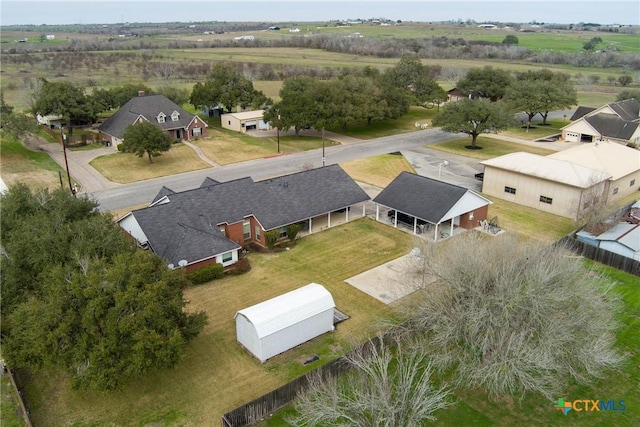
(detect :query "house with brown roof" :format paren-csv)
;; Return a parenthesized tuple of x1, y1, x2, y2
(561, 98, 640, 146)
(98, 91, 208, 150)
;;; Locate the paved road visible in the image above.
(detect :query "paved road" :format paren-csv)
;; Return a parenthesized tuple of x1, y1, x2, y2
(92, 128, 460, 211)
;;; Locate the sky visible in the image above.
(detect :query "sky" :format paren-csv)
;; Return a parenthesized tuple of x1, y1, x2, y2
(1, 0, 639, 26)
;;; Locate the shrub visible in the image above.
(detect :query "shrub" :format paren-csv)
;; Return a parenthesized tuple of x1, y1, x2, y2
(286, 223, 300, 241)
(265, 230, 279, 249)
(186, 262, 224, 285)
(231, 257, 251, 275)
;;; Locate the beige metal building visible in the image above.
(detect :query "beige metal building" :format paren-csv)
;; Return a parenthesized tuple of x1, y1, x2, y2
(548, 142, 640, 204)
(480, 152, 610, 219)
(220, 110, 268, 133)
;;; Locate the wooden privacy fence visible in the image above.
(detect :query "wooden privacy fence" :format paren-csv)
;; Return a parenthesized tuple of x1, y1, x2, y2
(556, 235, 640, 276)
(221, 356, 351, 427)
(221, 333, 395, 427)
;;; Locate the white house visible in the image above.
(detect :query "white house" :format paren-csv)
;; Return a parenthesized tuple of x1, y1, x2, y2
(235, 283, 335, 363)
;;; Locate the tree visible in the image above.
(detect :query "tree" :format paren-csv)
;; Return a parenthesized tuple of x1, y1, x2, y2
(6, 250, 207, 390)
(432, 98, 514, 148)
(456, 66, 513, 101)
(583, 36, 603, 52)
(384, 56, 446, 108)
(616, 89, 640, 101)
(0, 185, 206, 391)
(618, 75, 633, 87)
(403, 234, 623, 400)
(263, 76, 318, 135)
(122, 120, 172, 163)
(32, 79, 95, 139)
(502, 35, 519, 45)
(0, 93, 37, 140)
(288, 337, 451, 427)
(189, 63, 270, 112)
(156, 85, 190, 107)
(505, 70, 577, 127)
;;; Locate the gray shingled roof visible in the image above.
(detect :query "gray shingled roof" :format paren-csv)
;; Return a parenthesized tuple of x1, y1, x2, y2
(151, 186, 175, 204)
(99, 94, 196, 139)
(585, 114, 639, 140)
(373, 172, 467, 224)
(570, 106, 596, 121)
(608, 98, 640, 122)
(130, 165, 370, 266)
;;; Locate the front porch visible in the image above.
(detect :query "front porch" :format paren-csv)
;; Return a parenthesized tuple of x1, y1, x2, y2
(297, 201, 368, 237)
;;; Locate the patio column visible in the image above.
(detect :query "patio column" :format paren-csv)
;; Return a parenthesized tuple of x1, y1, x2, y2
(394, 211, 398, 228)
(346, 206, 349, 222)
(375, 204, 379, 221)
(362, 203, 366, 218)
(413, 217, 417, 235)
(328, 211, 331, 228)
(434, 223, 439, 242)
(450, 218, 454, 236)
(308, 218, 312, 234)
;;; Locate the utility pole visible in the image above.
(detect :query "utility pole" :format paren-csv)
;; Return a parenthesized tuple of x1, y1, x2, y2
(276, 113, 280, 154)
(61, 125, 75, 197)
(321, 127, 326, 167)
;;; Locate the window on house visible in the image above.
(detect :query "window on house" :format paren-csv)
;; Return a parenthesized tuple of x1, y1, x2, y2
(222, 252, 233, 263)
(255, 226, 261, 241)
(192, 127, 201, 137)
(171, 111, 180, 122)
(504, 186, 516, 194)
(157, 113, 166, 123)
(539, 196, 553, 204)
(243, 220, 251, 240)
(631, 179, 636, 187)
(612, 187, 619, 195)
(279, 227, 288, 238)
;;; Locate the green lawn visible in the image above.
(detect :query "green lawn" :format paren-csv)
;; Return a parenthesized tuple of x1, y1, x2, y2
(1, 374, 26, 427)
(23, 219, 412, 426)
(428, 136, 557, 160)
(0, 133, 65, 190)
(341, 153, 415, 188)
(329, 106, 440, 139)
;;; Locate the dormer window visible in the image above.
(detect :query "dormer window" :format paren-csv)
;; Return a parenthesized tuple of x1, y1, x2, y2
(171, 111, 180, 122)
(157, 113, 166, 123)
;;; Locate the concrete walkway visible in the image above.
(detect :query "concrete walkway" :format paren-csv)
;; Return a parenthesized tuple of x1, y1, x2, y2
(183, 141, 220, 167)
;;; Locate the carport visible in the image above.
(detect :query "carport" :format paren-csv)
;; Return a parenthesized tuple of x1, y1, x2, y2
(373, 172, 492, 241)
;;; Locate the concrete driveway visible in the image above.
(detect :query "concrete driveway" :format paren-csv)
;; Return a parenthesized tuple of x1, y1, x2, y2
(345, 250, 435, 305)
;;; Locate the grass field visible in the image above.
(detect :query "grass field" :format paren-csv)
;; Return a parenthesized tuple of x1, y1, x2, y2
(341, 154, 415, 188)
(194, 128, 334, 165)
(89, 143, 211, 183)
(23, 219, 412, 426)
(0, 134, 65, 190)
(428, 136, 557, 160)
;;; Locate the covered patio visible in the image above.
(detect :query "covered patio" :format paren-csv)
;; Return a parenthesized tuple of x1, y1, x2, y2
(372, 172, 492, 242)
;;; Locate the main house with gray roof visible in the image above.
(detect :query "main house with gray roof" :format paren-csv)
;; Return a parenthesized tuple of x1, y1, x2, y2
(118, 165, 370, 271)
(99, 91, 208, 150)
(561, 98, 640, 146)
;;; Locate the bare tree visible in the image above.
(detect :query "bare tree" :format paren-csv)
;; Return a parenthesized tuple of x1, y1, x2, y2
(288, 336, 451, 427)
(402, 233, 623, 401)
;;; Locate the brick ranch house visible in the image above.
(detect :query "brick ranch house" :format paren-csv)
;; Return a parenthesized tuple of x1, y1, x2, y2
(98, 91, 208, 150)
(117, 165, 370, 272)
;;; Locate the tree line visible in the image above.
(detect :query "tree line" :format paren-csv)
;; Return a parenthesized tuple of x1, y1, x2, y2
(4, 31, 639, 70)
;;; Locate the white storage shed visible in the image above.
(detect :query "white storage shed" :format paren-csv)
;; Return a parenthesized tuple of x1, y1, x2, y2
(234, 283, 335, 363)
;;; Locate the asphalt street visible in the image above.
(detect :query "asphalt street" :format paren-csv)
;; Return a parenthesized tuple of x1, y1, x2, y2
(91, 128, 463, 211)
